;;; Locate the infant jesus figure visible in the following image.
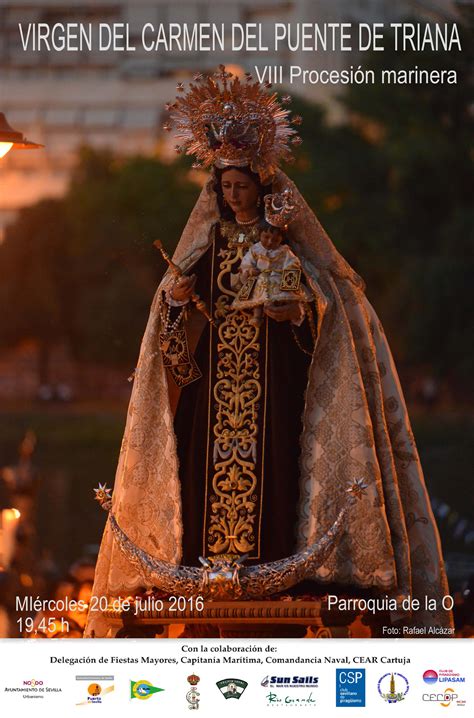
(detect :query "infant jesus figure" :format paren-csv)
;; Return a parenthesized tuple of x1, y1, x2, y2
(233, 189, 310, 327)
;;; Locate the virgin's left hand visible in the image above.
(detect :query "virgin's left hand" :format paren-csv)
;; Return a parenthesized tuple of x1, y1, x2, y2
(264, 302, 301, 323)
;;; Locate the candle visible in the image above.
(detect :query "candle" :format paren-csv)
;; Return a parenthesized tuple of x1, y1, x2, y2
(0, 508, 21, 569)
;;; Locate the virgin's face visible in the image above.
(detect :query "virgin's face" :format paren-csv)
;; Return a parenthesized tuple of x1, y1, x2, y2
(220, 169, 260, 215)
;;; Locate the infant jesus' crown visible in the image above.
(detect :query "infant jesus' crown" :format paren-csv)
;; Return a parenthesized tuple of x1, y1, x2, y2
(264, 187, 300, 230)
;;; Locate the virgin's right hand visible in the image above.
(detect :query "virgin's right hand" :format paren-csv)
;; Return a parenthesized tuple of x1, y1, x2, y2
(170, 274, 197, 302)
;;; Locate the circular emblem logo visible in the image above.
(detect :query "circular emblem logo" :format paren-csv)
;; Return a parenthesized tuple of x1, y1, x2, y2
(133, 680, 154, 699)
(377, 673, 409, 703)
(423, 670, 438, 684)
(88, 683, 102, 696)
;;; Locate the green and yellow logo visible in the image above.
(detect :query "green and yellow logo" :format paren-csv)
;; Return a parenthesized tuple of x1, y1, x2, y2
(130, 679, 164, 700)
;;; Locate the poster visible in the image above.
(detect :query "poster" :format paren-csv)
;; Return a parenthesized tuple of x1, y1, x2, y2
(0, 1, 472, 715)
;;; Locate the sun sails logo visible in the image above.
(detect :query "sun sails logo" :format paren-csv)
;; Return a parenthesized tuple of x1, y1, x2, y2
(130, 680, 164, 700)
(261, 675, 319, 688)
(216, 678, 248, 699)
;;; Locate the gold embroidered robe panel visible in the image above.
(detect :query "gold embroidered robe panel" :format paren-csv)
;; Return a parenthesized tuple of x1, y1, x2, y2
(173, 221, 314, 565)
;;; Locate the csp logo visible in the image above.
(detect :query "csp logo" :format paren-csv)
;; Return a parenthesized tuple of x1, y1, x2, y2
(335, 669, 366, 707)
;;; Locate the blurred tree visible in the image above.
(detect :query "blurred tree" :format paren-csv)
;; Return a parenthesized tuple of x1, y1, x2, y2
(287, 13, 473, 386)
(0, 150, 197, 368)
(1, 14, 471, 390)
(63, 149, 197, 364)
(0, 199, 71, 382)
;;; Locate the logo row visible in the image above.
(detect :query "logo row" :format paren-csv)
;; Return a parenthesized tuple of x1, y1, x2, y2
(79, 669, 467, 709)
(10, 669, 467, 709)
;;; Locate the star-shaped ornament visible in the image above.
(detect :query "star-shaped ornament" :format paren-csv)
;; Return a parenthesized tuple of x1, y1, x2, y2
(346, 478, 368, 500)
(94, 483, 112, 506)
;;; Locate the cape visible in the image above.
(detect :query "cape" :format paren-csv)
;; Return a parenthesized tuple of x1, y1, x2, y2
(85, 170, 452, 637)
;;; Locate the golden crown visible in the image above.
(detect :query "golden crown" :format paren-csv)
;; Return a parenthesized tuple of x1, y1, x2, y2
(264, 187, 300, 229)
(163, 65, 302, 183)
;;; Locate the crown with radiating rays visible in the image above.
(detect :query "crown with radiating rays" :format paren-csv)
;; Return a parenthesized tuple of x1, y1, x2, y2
(163, 65, 302, 183)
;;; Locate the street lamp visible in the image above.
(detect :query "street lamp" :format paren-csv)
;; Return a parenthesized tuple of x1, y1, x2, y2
(0, 112, 43, 159)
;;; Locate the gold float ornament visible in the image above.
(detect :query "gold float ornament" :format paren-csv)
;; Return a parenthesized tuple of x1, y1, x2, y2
(93, 480, 366, 600)
(198, 555, 246, 599)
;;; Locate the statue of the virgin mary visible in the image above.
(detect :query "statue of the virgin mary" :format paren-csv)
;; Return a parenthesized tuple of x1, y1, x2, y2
(85, 67, 451, 637)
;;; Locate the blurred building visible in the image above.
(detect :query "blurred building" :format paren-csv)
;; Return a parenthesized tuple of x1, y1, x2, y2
(0, 0, 461, 233)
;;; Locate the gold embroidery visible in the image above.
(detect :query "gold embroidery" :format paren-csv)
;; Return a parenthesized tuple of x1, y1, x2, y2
(219, 220, 260, 249)
(214, 222, 259, 321)
(159, 315, 202, 388)
(280, 267, 301, 291)
(238, 276, 257, 301)
(204, 222, 266, 557)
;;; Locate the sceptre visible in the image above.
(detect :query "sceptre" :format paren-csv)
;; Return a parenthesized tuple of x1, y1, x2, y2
(153, 240, 214, 325)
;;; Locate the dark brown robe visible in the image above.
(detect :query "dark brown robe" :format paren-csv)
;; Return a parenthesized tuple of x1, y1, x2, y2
(170, 221, 315, 566)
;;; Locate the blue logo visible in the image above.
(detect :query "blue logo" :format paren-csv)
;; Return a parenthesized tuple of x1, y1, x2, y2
(336, 669, 366, 707)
